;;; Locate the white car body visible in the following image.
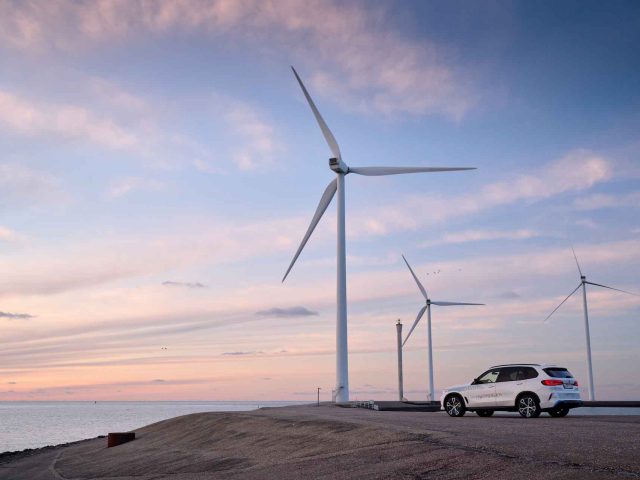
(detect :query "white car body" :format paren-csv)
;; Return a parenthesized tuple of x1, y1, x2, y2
(440, 364, 582, 416)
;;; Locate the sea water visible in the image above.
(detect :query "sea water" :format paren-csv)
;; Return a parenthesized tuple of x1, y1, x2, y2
(0, 401, 306, 453)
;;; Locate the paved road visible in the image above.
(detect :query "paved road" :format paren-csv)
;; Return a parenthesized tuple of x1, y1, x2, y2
(262, 406, 640, 477)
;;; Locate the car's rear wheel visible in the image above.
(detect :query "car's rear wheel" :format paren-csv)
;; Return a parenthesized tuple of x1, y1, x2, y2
(476, 410, 494, 417)
(517, 394, 541, 418)
(549, 406, 570, 417)
(445, 394, 466, 417)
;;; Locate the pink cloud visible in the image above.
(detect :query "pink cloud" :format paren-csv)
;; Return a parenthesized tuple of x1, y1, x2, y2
(0, 89, 137, 149)
(0, 0, 476, 119)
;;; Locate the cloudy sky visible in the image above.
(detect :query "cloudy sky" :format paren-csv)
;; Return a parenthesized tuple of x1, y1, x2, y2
(1, 0, 639, 402)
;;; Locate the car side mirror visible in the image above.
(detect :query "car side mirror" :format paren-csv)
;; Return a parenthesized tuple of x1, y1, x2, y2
(471, 378, 479, 385)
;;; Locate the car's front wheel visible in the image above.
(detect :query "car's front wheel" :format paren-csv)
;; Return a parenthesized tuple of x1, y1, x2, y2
(476, 410, 494, 417)
(517, 394, 541, 418)
(549, 406, 570, 417)
(445, 394, 466, 417)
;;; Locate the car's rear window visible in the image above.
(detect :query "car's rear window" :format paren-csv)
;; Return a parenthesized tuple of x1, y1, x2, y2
(544, 367, 573, 378)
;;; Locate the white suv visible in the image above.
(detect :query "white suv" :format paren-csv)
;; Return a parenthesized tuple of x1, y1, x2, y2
(440, 364, 582, 418)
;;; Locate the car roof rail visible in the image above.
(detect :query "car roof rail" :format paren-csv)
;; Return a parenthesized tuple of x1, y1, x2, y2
(489, 363, 541, 368)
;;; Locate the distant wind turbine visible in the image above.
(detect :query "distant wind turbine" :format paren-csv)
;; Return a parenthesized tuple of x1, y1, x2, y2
(544, 248, 639, 401)
(282, 67, 476, 403)
(401, 254, 484, 401)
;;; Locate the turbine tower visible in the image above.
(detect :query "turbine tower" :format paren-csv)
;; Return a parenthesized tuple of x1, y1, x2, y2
(401, 254, 484, 401)
(282, 67, 476, 403)
(544, 248, 639, 401)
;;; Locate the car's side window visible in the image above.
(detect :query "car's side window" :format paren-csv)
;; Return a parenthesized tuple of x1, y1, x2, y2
(518, 367, 539, 380)
(477, 369, 500, 384)
(497, 367, 518, 382)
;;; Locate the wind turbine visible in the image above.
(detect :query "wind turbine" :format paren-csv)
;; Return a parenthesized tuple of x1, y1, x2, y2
(282, 67, 476, 403)
(544, 248, 639, 401)
(401, 254, 484, 401)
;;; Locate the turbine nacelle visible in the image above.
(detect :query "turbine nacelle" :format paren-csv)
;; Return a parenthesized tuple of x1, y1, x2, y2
(329, 157, 349, 174)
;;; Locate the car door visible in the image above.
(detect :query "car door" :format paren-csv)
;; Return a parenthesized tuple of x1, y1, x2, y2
(466, 368, 500, 408)
(495, 367, 519, 406)
(518, 367, 541, 399)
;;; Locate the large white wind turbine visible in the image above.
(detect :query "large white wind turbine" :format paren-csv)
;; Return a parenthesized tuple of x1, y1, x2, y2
(401, 254, 484, 401)
(282, 67, 476, 403)
(544, 248, 639, 401)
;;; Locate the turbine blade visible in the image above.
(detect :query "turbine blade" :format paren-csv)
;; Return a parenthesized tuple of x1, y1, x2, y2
(349, 166, 475, 176)
(403, 305, 428, 346)
(402, 254, 428, 300)
(282, 179, 337, 282)
(543, 284, 582, 323)
(571, 246, 583, 277)
(431, 301, 485, 306)
(291, 66, 341, 160)
(585, 281, 640, 297)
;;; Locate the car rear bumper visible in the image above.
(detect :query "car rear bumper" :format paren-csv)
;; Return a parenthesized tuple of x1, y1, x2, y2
(543, 400, 583, 410)
(540, 390, 582, 409)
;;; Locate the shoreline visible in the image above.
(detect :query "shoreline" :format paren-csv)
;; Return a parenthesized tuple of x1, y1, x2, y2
(0, 436, 103, 465)
(1, 405, 639, 479)
(0, 436, 101, 472)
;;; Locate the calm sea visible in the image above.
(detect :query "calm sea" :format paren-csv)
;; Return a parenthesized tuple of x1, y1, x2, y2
(0, 401, 307, 454)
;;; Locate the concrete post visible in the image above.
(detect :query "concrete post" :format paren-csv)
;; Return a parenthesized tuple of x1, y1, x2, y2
(396, 319, 404, 401)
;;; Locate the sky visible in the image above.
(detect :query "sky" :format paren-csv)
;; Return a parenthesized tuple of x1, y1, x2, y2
(0, 0, 639, 402)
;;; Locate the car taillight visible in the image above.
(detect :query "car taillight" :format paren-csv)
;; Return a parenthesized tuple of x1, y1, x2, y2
(541, 379, 564, 386)
(574, 380, 578, 386)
